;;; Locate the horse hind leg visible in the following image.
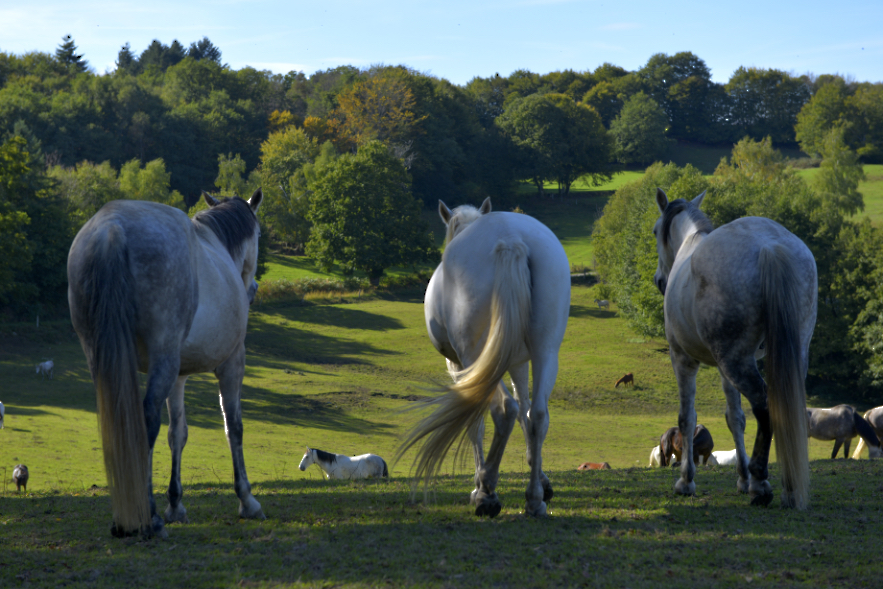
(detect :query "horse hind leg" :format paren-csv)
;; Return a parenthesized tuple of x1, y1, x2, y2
(720, 372, 751, 494)
(216, 345, 264, 520)
(831, 439, 844, 460)
(164, 375, 190, 524)
(472, 383, 518, 518)
(511, 362, 553, 504)
(671, 348, 699, 497)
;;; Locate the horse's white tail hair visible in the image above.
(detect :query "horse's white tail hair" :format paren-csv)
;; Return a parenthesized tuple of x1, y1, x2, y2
(399, 239, 531, 487)
(79, 225, 151, 533)
(853, 438, 866, 460)
(760, 245, 810, 510)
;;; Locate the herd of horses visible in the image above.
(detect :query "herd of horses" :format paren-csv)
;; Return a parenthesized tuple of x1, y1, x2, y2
(62, 186, 879, 538)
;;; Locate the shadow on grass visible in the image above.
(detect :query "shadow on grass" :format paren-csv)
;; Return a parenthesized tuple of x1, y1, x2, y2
(569, 304, 617, 319)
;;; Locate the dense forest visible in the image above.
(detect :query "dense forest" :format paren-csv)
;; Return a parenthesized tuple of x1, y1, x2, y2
(1, 36, 882, 395)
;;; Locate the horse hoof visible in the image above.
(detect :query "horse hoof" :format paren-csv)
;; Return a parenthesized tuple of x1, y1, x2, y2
(163, 504, 189, 524)
(239, 498, 265, 520)
(524, 501, 548, 517)
(475, 500, 502, 518)
(750, 493, 774, 507)
(674, 478, 696, 496)
(736, 477, 750, 494)
(469, 489, 481, 506)
(151, 515, 168, 539)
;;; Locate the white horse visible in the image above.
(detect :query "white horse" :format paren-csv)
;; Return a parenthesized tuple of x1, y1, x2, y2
(807, 405, 881, 459)
(648, 445, 676, 467)
(67, 189, 264, 538)
(399, 197, 570, 517)
(852, 406, 883, 459)
(653, 188, 816, 509)
(36, 360, 54, 379)
(709, 449, 739, 466)
(593, 299, 610, 310)
(299, 447, 388, 479)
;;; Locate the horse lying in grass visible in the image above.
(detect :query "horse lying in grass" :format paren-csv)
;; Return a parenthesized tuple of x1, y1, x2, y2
(852, 406, 883, 459)
(652, 188, 816, 509)
(577, 462, 611, 470)
(67, 189, 265, 538)
(807, 405, 881, 459)
(659, 425, 714, 466)
(400, 197, 570, 518)
(708, 449, 739, 466)
(299, 447, 388, 479)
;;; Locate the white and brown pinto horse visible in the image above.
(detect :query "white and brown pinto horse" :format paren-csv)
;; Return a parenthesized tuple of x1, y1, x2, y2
(68, 189, 264, 537)
(852, 406, 883, 459)
(400, 198, 570, 517)
(653, 189, 817, 509)
(806, 405, 881, 459)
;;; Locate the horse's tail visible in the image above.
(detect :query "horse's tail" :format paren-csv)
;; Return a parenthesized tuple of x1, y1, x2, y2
(399, 239, 531, 486)
(760, 246, 810, 510)
(381, 458, 389, 478)
(853, 411, 881, 449)
(852, 438, 867, 460)
(81, 225, 151, 533)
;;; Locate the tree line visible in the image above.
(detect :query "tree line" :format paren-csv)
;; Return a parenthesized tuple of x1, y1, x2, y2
(1, 36, 881, 323)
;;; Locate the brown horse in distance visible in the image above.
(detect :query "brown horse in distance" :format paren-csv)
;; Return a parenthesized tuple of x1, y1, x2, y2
(577, 462, 611, 470)
(659, 425, 714, 467)
(614, 373, 634, 388)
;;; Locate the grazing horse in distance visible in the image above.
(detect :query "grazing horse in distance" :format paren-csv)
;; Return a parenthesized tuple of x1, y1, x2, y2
(807, 405, 881, 459)
(577, 461, 611, 470)
(593, 299, 610, 310)
(614, 373, 634, 388)
(400, 197, 570, 518)
(652, 188, 816, 509)
(13, 464, 28, 492)
(299, 447, 388, 479)
(36, 360, 54, 379)
(659, 425, 714, 466)
(852, 406, 883, 459)
(67, 189, 264, 538)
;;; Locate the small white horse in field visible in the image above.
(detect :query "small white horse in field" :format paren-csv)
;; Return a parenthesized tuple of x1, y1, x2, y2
(708, 449, 738, 466)
(648, 445, 675, 467)
(593, 299, 610, 310)
(852, 406, 883, 459)
(36, 360, 54, 379)
(299, 447, 388, 479)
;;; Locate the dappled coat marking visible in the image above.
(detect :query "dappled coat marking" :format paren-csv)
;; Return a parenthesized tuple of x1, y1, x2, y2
(67, 189, 264, 538)
(652, 188, 816, 509)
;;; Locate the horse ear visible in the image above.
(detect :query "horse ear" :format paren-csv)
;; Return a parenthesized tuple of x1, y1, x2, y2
(248, 187, 263, 214)
(203, 191, 220, 208)
(439, 200, 453, 225)
(692, 190, 707, 209)
(479, 197, 492, 215)
(655, 188, 669, 214)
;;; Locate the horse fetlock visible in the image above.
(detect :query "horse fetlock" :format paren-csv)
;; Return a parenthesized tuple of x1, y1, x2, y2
(736, 477, 750, 494)
(541, 479, 554, 502)
(674, 478, 696, 496)
(524, 500, 547, 517)
(239, 497, 265, 520)
(748, 479, 773, 506)
(163, 503, 189, 524)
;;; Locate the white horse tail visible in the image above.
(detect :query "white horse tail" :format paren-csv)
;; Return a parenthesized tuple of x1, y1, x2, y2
(401, 239, 531, 486)
(381, 457, 389, 478)
(85, 225, 151, 533)
(852, 437, 866, 460)
(759, 245, 810, 510)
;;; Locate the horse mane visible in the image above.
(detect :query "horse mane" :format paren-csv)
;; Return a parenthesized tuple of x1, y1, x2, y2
(192, 197, 258, 258)
(445, 205, 483, 245)
(313, 448, 337, 464)
(660, 199, 713, 247)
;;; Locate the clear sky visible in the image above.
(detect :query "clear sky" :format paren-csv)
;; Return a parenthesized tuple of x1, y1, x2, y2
(2, 0, 881, 85)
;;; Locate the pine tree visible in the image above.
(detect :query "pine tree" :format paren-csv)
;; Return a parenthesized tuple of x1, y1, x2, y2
(55, 35, 88, 73)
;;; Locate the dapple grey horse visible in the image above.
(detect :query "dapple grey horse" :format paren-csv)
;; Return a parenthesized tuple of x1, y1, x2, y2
(806, 405, 881, 459)
(652, 188, 817, 509)
(400, 198, 570, 517)
(68, 189, 264, 537)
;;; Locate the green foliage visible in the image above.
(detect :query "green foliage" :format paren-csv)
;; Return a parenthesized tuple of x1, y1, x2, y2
(610, 92, 671, 165)
(726, 67, 811, 144)
(811, 125, 866, 216)
(55, 35, 88, 73)
(119, 157, 185, 209)
(47, 160, 125, 225)
(305, 141, 438, 285)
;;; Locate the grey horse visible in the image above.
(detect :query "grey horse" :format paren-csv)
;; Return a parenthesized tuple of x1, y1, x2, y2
(807, 405, 881, 459)
(652, 188, 817, 509)
(68, 189, 265, 538)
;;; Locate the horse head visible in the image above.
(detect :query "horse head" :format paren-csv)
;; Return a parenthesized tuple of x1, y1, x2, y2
(439, 197, 492, 245)
(299, 447, 314, 471)
(652, 188, 711, 296)
(196, 188, 263, 296)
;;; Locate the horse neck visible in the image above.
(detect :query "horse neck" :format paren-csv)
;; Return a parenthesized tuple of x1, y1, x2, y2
(670, 218, 707, 262)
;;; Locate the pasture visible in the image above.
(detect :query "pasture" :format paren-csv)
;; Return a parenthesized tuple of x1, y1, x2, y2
(3, 162, 883, 586)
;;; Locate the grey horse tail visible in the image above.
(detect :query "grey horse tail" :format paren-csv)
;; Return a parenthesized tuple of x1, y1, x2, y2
(760, 245, 810, 510)
(85, 225, 151, 534)
(381, 458, 389, 478)
(853, 412, 881, 448)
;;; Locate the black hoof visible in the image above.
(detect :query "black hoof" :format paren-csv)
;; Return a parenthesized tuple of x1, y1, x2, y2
(543, 486, 554, 502)
(750, 493, 774, 507)
(475, 497, 502, 518)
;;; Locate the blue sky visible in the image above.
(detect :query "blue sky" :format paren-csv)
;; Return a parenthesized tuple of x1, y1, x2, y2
(2, 0, 881, 85)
